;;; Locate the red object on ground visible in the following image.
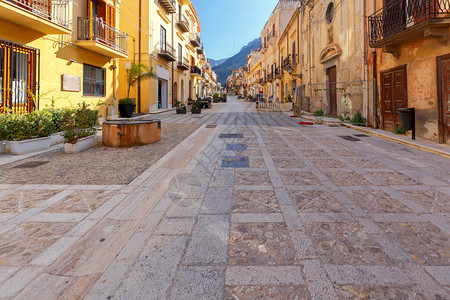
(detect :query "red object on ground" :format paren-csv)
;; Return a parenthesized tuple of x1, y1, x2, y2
(290, 115, 299, 118)
(299, 122, 314, 125)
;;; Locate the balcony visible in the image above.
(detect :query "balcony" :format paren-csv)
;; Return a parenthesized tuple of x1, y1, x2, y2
(155, 42, 176, 61)
(177, 56, 189, 71)
(197, 44, 204, 54)
(176, 14, 190, 33)
(260, 44, 268, 54)
(76, 17, 127, 58)
(190, 33, 201, 47)
(275, 66, 283, 79)
(0, 0, 71, 34)
(191, 66, 202, 77)
(369, 0, 450, 50)
(268, 31, 277, 45)
(158, 0, 176, 14)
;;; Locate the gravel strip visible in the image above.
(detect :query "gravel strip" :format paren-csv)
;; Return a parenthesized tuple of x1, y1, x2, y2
(0, 123, 201, 185)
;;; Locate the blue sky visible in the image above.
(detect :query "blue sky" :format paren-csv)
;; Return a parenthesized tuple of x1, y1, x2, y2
(191, 0, 279, 60)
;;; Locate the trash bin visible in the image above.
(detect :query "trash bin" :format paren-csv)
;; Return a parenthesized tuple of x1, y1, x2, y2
(398, 108, 415, 140)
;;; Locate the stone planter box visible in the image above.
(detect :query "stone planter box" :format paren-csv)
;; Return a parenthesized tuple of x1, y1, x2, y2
(176, 109, 187, 114)
(191, 108, 202, 114)
(0, 141, 6, 154)
(50, 132, 65, 146)
(64, 135, 96, 154)
(9, 136, 52, 155)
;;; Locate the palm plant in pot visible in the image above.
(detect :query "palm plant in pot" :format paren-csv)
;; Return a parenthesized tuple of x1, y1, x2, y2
(120, 63, 155, 118)
(63, 102, 99, 153)
(191, 100, 202, 114)
(175, 101, 187, 114)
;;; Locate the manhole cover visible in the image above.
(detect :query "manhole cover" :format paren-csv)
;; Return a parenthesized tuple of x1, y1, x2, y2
(226, 144, 247, 151)
(221, 156, 249, 168)
(354, 134, 370, 138)
(338, 136, 361, 141)
(206, 125, 217, 128)
(328, 125, 339, 127)
(13, 161, 50, 169)
(219, 133, 244, 139)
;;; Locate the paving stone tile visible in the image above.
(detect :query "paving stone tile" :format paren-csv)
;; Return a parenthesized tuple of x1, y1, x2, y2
(210, 169, 235, 187)
(225, 266, 304, 285)
(333, 285, 427, 299)
(299, 213, 354, 223)
(0, 266, 45, 298)
(236, 149, 262, 157)
(279, 171, 321, 186)
(398, 190, 450, 213)
(0, 190, 60, 213)
(301, 149, 330, 157)
(247, 157, 266, 168)
(332, 149, 367, 157)
(272, 157, 306, 169)
(232, 190, 280, 213)
(231, 213, 284, 223)
(289, 190, 346, 213)
(166, 198, 202, 218)
(154, 218, 196, 236)
(290, 142, 319, 149)
(170, 266, 225, 300)
(42, 190, 115, 214)
(378, 222, 450, 265)
(235, 171, 271, 186)
(369, 171, 420, 185)
(268, 148, 297, 158)
(347, 158, 388, 169)
(302, 259, 337, 299)
(184, 215, 230, 265)
(114, 236, 188, 299)
(308, 158, 347, 170)
(202, 187, 233, 215)
(0, 222, 74, 267)
(344, 189, 412, 213)
(324, 171, 372, 186)
(305, 223, 394, 265)
(228, 223, 297, 266)
(326, 265, 411, 285)
(224, 284, 309, 299)
(425, 266, 450, 286)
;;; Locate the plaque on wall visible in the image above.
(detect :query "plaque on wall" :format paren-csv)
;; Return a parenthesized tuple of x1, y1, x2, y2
(62, 74, 81, 92)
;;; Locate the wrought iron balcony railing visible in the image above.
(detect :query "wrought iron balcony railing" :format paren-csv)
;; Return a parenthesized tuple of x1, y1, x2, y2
(177, 56, 189, 70)
(77, 17, 127, 55)
(191, 66, 202, 75)
(368, 0, 450, 46)
(176, 14, 190, 33)
(155, 42, 176, 61)
(190, 33, 201, 47)
(4, 0, 70, 29)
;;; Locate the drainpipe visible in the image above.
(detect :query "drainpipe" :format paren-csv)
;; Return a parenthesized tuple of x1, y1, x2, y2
(138, 0, 142, 113)
(172, 13, 174, 108)
(362, 0, 369, 125)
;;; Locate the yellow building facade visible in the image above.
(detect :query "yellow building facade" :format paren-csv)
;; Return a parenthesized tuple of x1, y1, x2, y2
(0, 0, 128, 116)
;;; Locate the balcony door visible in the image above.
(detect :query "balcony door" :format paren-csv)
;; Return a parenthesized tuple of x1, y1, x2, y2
(160, 26, 167, 52)
(381, 66, 407, 131)
(437, 54, 450, 144)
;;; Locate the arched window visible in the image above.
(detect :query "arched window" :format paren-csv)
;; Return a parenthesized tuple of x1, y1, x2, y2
(326, 2, 335, 24)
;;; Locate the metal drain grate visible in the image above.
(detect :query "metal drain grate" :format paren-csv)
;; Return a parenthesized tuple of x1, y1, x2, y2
(338, 135, 361, 141)
(206, 125, 217, 128)
(354, 134, 370, 138)
(219, 133, 244, 139)
(328, 125, 339, 127)
(13, 161, 50, 169)
(221, 156, 249, 168)
(226, 144, 247, 151)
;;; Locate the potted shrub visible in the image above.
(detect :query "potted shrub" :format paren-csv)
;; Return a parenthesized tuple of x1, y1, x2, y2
(191, 100, 202, 114)
(175, 101, 187, 114)
(222, 93, 227, 102)
(0, 114, 7, 154)
(121, 63, 155, 118)
(46, 108, 73, 145)
(6, 110, 54, 155)
(63, 102, 99, 154)
(213, 93, 219, 103)
(118, 98, 136, 118)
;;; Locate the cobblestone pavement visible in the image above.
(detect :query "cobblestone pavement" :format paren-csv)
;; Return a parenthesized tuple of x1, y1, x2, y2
(0, 97, 449, 299)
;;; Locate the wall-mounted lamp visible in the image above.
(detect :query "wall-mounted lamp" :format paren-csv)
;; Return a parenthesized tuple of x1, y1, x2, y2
(67, 59, 78, 65)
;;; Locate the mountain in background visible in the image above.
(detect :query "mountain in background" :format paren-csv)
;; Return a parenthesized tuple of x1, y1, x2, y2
(209, 57, 229, 68)
(212, 38, 261, 85)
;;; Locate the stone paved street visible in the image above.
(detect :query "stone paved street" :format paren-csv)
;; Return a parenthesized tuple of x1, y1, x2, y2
(0, 97, 449, 299)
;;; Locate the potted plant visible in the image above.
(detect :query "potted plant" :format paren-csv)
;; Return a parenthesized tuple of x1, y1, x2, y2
(118, 98, 136, 118)
(191, 100, 202, 114)
(207, 98, 212, 109)
(46, 108, 72, 145)
(63, 102, 99, 154)
(120, 63, 155, 118)
(175, 101, 187, 114)
(222, 93, 227, 102)
(0, 114, 7, 154)
(6, 110, 54, 155)
(213, 93, 219, 103)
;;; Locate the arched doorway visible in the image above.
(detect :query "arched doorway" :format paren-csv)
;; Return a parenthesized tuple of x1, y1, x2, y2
(181, 79, 185, 103)
(173, 82, 178, 106)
